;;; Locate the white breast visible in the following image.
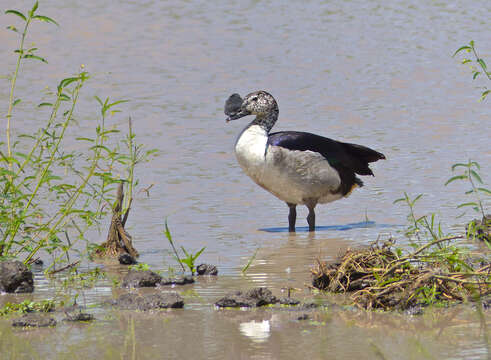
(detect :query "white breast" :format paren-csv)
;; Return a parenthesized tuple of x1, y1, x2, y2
(234, 125, 269, 184)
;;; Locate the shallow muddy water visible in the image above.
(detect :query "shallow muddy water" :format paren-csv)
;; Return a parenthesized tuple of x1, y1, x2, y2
(1, 0, 490, 359)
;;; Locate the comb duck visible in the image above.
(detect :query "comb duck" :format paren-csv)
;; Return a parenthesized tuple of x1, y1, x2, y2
(225, 91, 385, 232)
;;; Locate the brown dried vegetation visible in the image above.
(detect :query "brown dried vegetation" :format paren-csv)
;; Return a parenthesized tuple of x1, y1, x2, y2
(312, 237, 491, 311)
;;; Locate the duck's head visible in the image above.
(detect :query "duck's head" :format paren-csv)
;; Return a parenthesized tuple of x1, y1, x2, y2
(225, 91, 277, 122)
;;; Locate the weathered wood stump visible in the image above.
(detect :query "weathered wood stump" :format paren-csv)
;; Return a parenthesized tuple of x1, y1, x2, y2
(96, 183, 138, 258)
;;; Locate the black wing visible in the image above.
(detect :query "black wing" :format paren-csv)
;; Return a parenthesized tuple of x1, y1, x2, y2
(267, 131, 385, 194)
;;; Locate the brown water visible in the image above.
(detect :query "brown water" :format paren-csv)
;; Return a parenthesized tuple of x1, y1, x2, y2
(1, 0, 490, 359)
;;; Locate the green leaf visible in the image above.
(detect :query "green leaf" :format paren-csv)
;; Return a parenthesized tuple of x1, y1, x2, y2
(13, 99, 21, 107)
(32, 15, 59, 26)
(473, 71, 480, 80)
(180, 246, 189, 258)
(477, 58, 487, 70)
(29, 1, 39, 17)
(94, 96, 103, 107)
(23, 54, 47, 63)
(393, 198, 405, 204)
(193, 247, 206, 260)
(58, 77, 78, 89)
(477, 188, 491, 195)
(451, 162, 469, 171)
(6, 25, 18, 33)
(76, 137, 94, 142)
(453, 45, 471, 57)
(5, 10, 27, 21)
(38, 102, 52, 107)
(412, 194, 423, 204)
(445, 175, 467, 186)
(480, 90, 490, 102)
(470, 170, 483, 184)
(457, 202, 478, 209)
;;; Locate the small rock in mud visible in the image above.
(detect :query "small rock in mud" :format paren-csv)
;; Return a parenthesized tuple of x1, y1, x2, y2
(160, 276, 195, 286)
(279, 298, 300, 306)
(12, 313, 56, 327)
(113, 292, 184, 311)
(63, 312, 95, 322)
(196, 264, 218, 276)
(118, 253, 137, 265)
(0, 260, 34, 293)
(122, 270, 162, 288)
(215, 287, 278, 308)
(297, 314, 309, 321)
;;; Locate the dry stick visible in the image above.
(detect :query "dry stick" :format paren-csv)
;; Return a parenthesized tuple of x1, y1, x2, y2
(431, 275, 491, 285)
(48, 260, 81, 275)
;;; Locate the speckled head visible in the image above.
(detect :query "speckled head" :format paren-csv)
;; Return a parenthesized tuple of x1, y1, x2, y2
(225, 91, 278, 128)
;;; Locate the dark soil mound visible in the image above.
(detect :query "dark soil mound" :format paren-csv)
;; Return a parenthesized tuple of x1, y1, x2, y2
(113, 292, 184, 311)
(196, 264, 218, 276)
(12, 313, 56, 327)
(0, 260, 34, 293)
(160, 276, 194, 286)
(122, 270, 162, 288)
(215, 287, 278, 308)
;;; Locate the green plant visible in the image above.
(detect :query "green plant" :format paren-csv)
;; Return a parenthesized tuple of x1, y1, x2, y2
(128, 263, 150, 272)
(445, 160, 489, 219)
(241, 248, 259, 274)
(0, 299, 55, 316)
(164, 219, 205, 275)
(180, 246, 206, 276)
(393, 193, 444, 242)
(453, 41, 490, 101)
(1, 2, 155, 266)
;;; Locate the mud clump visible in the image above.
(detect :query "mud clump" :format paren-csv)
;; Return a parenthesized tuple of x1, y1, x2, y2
(0, 260, 34, 293)
(12, 313, 56, 327)
(312, 239, 491, 311)
(196, 264, 218, 276)
(118, 253, 137, 265)
(63, 312, 95, 322)
(113, 292, 184, 310)
(160, 276, 194, 286)
(215, 287, 278, 308)
(466, 215, 491, 242)
(122, 270, 162, 288)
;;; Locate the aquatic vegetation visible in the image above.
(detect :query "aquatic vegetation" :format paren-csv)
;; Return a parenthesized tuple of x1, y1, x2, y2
(1, 2, 155, 267)
(453, 41, 490, 101)
(164, 220, 205, 275)
(128, 263, 150, 272)
(241, 248, 259, 274)
(0, 299, 55, 316)
(445, 160, 490, 243)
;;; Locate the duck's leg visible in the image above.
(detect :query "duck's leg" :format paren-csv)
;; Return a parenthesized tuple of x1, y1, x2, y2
(287, 203, 297, 232)
(305, 200, 317, 232)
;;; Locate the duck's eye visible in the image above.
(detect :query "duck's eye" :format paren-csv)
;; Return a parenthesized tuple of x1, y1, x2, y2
(251, 96, 258, 102)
